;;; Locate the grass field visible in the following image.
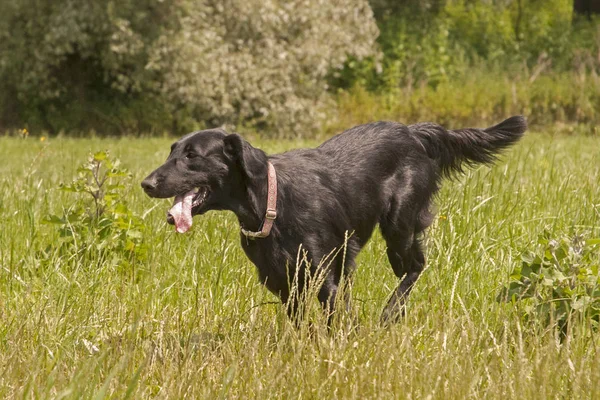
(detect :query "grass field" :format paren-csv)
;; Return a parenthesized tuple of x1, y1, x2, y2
(1, 130, 599, 398)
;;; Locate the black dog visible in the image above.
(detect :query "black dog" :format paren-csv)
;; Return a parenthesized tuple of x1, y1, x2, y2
(141, 116, 526, 324)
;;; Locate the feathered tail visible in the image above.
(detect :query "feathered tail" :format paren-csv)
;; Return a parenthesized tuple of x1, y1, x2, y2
(410, 115, 527, 176)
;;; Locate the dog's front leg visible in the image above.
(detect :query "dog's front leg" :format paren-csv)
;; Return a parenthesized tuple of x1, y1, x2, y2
(280, 288, 304, 328)
(317, 273, 342, 329)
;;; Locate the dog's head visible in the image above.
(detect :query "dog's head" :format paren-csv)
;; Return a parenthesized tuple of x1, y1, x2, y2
(141, 128, 266, 232)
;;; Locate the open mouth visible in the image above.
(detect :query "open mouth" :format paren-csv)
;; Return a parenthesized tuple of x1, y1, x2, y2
(166, 186, 210, 233)
(191, 186, 209, 209)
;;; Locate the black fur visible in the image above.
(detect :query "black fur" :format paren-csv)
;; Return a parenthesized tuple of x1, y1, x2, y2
(141, 116, 526, 325)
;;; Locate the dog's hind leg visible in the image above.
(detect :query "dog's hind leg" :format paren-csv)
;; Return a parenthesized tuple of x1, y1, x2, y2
(379, 206, 430, 324)
(380, 239, 425, 324)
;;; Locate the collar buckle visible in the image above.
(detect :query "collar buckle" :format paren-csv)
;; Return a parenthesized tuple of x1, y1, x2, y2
(265, 208, 277, 220)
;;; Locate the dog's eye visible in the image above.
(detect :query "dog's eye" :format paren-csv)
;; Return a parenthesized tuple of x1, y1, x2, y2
(185, 153, 198, 159)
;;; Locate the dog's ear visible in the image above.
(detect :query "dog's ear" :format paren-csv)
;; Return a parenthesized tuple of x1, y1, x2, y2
(223, 134, 266, 180)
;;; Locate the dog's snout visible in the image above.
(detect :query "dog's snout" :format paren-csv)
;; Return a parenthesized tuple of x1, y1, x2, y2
(141, 172, 176, 199)
(141, 176, 157, 193)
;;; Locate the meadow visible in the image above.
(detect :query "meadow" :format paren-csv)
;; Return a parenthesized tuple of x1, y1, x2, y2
(1, 129, 599, 398)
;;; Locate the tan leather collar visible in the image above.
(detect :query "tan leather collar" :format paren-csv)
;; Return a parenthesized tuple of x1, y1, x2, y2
(241, 162, 277, 239)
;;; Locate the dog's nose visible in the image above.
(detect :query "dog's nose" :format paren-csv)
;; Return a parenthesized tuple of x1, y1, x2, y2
(141, 177, 157, 193)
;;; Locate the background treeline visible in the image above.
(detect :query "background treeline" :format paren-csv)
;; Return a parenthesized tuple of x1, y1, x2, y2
(1, 0, 599, 137)
(333, 0, 600, 134)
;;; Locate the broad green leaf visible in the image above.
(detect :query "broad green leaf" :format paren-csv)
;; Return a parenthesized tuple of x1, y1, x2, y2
(93, 151, 108, 161)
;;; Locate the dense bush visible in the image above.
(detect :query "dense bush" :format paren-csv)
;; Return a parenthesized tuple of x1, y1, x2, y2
(330, 0, 600, 130)
(148, 0, 378, 136)
(2, 0, 599, 136)
(336, 0, 600, 90)
(0, 0, 378, 136)
(0, 0, 178, 134)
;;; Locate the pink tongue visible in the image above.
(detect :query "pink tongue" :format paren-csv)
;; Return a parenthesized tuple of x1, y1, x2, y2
(168, 190, 195, 233)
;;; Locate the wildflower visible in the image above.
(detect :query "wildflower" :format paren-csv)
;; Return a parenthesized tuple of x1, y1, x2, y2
(40, 136, 47, 142)
(19, 128, 29, 138)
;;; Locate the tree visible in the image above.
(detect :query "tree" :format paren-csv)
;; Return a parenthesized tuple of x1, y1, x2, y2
(0, 0, 378, 136)
(148, 0, 379, 136)
(0, 0, 178, 133)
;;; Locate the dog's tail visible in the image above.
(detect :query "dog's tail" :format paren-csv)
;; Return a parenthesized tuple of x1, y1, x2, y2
(410, 115, 527, 176)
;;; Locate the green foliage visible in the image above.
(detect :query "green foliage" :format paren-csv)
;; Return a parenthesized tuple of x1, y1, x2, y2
(145, 0, 378, 137)
(332, 0, 600, 129)
(0, 0, 179, 134)
(332, 6, 464, 90)
(499, 233, 600, 334)
(2, 0, 599, 135)
(43, 151, 147, 264)
(0, 0, 378, 136)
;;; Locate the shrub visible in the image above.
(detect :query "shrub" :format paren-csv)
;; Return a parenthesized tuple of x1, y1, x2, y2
(498, 233, 600, 336)
(0, 0, 378, 136)
(336, 1, 600, 96)
(43, 151, 147, 266)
